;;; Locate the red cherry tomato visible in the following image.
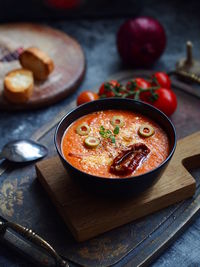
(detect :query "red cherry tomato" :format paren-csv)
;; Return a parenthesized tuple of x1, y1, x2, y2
(140, 87, 177, 116)
(77, 91, 99, 106)
(126, 78, 151, 99)
(152, 72, 171, 89)
(126, 78, 151, 91)
(135, 78, 151, 89)
(98, 80, 121, 97)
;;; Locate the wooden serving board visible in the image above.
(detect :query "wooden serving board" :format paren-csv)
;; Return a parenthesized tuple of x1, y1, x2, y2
(0, 23, 85, 110)
(35, 131, 199, 242)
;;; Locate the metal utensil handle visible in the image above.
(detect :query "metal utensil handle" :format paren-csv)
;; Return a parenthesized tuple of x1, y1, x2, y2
(169, 70, 200, 84)
(2, 221, 69, 267)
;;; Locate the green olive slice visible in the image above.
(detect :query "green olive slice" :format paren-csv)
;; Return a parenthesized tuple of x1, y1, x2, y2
(111, 116, 124, 127)
(138, 124, 155, 137)
(76, 123, 90, 136)
(84, 136, 100, 148)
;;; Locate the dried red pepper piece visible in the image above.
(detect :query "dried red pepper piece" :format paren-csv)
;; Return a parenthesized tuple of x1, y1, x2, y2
(110, 143, 150, 175)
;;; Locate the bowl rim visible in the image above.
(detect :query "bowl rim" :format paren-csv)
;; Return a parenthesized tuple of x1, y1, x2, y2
(55, 98, 177, 181)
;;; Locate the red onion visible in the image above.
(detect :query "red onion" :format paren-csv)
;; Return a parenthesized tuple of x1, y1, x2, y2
(46, 0, 81, 9)
(117, 17, 166, 67)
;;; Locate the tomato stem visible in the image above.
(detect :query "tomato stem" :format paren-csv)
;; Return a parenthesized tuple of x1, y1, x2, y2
(99, 80, 159, 102)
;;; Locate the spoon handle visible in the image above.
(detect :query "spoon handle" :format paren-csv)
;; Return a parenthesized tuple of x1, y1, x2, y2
(0, 220, 69, 267)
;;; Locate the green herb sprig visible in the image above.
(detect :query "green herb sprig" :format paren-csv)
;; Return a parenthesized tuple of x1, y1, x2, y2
(99, 125, 120, 143)
(113, 126, 120, 135)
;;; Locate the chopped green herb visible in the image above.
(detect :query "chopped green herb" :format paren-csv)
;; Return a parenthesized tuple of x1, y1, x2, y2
(99, 126, 112, 138)
(113, 126, 120, 135)
(110, 135, 116, 143)
(100, 125, 105, 133)
(99, 125, 117, 143)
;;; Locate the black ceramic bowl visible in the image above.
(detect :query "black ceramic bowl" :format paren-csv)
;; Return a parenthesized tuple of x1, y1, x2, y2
(55, 98, 176, 196)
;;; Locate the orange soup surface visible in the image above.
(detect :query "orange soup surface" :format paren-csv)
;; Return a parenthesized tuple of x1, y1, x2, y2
(62, 110, 170, 178)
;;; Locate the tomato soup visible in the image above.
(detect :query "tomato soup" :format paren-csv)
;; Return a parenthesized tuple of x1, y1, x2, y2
(61, 110, 170, 178)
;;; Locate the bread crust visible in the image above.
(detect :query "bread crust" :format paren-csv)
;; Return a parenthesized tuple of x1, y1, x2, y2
(4, 69, 34, 103)
(19, 47, 54, 80)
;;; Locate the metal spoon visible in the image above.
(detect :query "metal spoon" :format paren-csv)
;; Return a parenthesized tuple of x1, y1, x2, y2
(0, 140, 48, 163)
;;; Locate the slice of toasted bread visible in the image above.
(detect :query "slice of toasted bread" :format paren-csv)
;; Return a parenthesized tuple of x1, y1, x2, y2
(4, 69, 34, 104)
(19, 47, 54, 80)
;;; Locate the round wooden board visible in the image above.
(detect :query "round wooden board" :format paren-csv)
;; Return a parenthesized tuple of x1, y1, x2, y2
(0, 23, 85, 110)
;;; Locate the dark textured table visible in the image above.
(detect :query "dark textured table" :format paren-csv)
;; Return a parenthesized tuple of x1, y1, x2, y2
(1, 0, 200, 266)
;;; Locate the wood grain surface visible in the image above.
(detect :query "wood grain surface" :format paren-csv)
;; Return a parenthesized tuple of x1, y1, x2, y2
(0, 23, 85, 110)
(35, 131, 199, 242)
